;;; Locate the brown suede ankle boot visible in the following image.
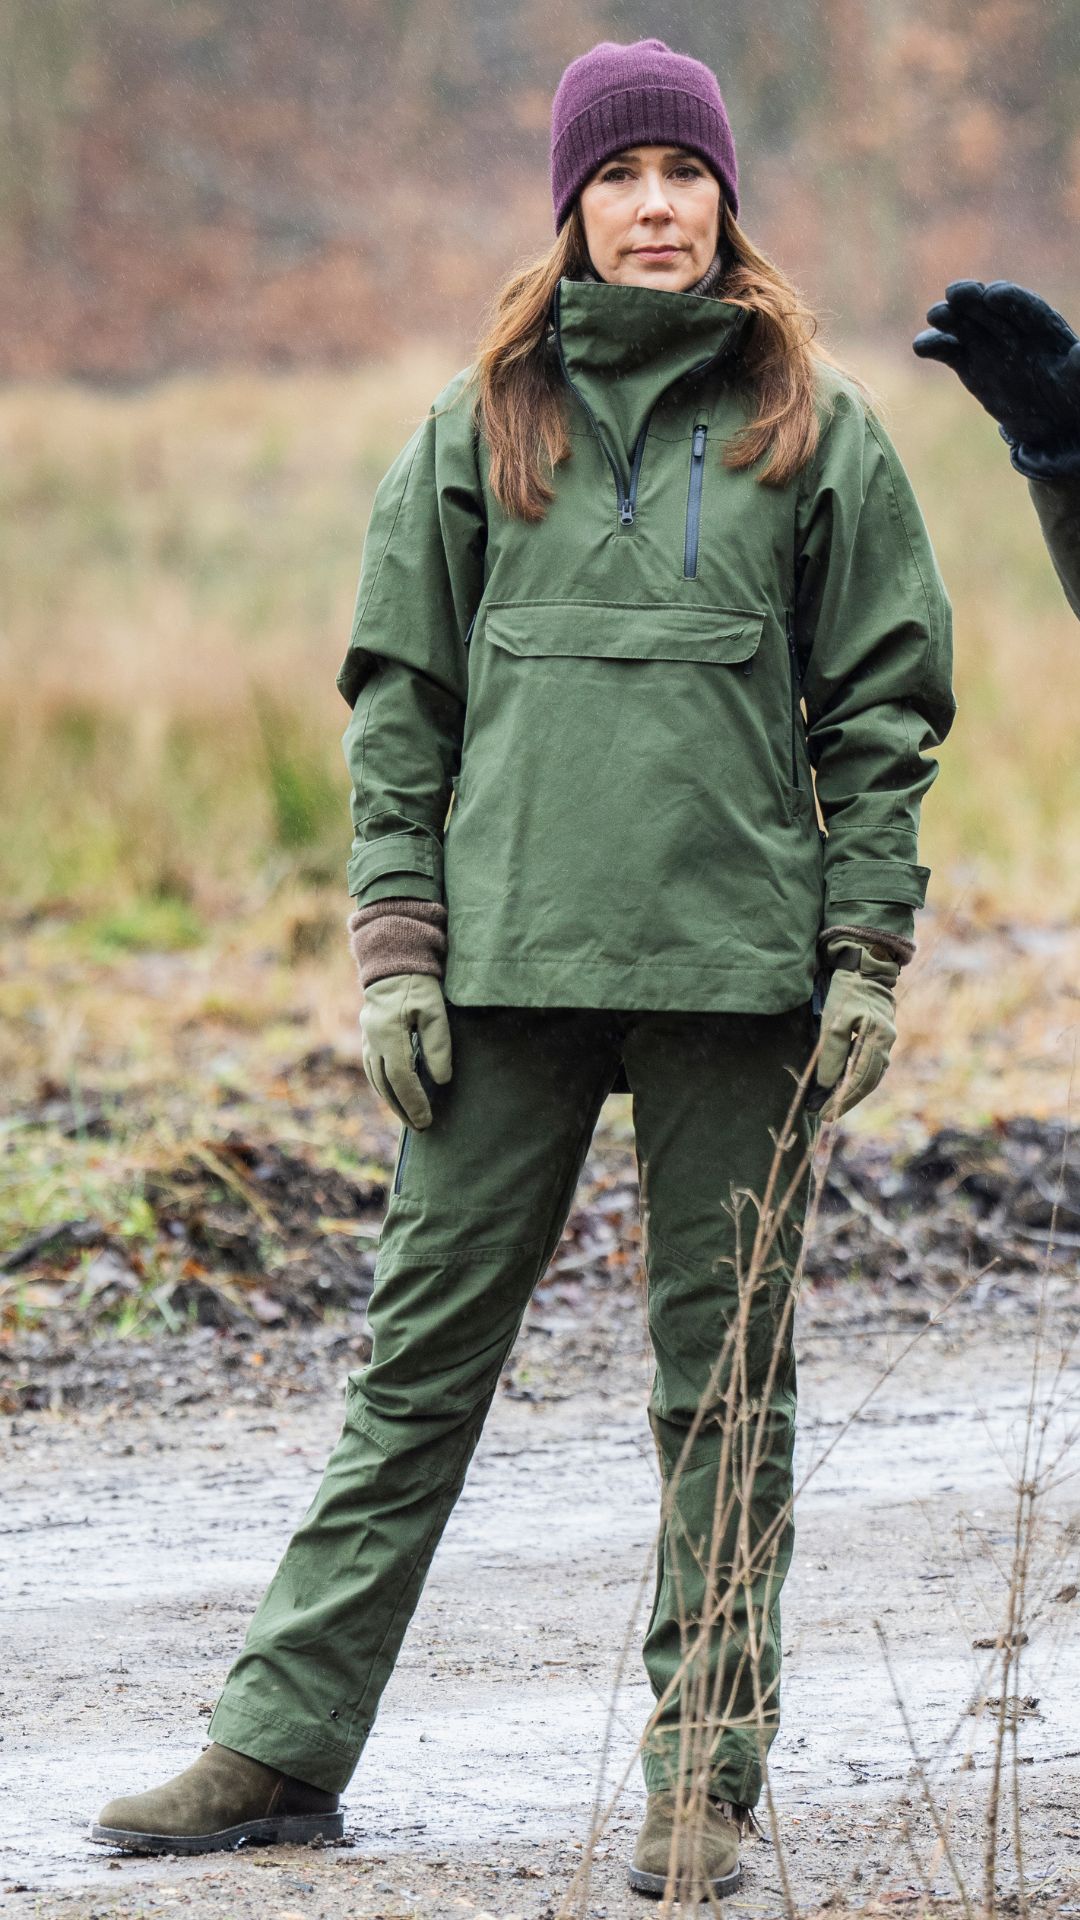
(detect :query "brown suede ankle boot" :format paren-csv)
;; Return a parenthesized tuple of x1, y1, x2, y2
(628, 1790, 744, 1900)
(90, 1743, 343, 1854)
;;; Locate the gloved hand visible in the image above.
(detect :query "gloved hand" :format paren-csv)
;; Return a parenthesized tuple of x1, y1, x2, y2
(913, 280, 1080, 476)
(813, 939, 899, 1120)
(359, 973, 452, 1130)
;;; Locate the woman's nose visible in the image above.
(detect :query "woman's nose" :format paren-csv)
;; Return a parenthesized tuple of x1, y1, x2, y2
(637, 176, 674, 220)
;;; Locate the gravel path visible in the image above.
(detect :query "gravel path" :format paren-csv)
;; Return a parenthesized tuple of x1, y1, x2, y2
(3, 1284, 1079, 1919)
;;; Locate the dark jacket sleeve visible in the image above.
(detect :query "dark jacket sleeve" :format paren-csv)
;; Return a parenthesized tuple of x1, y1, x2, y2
(336, 370, 486, 905)
(1027, 476, 1080, 620)
(794, 384, 956, 945)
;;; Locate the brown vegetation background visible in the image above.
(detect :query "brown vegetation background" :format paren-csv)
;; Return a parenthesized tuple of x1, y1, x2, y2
(3, 0, 1080, 379)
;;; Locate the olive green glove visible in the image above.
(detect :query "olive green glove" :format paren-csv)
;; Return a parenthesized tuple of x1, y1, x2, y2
(814, 938, 900, 1118)
(359, 973, 453, 1130)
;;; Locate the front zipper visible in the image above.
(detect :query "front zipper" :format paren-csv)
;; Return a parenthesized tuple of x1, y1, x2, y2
(555, 317, 648, 527)
(552, 283, 725, 534)
(622, 424, 649, 525)
(683, 423, 708, 577)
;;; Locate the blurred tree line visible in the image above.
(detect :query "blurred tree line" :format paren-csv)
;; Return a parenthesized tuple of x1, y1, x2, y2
(1, 0, 1078, 376)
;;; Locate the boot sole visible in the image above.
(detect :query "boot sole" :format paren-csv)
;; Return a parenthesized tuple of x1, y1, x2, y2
(88, 1811, 344, 1855)
(627, 1862, 742, 1900)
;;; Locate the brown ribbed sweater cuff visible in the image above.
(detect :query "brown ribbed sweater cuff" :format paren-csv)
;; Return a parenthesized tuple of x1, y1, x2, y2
(819, 922, 916, 967)
(347, 899, 448, 989)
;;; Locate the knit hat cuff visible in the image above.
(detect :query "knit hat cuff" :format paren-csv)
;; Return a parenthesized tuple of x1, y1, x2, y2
(552, 85, 738, 228)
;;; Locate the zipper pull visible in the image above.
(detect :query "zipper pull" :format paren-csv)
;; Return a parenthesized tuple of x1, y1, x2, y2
(692, 424, 707, 459)
(619, 498, 635, 527)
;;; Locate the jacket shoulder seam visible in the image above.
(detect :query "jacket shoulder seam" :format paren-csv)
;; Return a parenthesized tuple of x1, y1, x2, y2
(863, 412, 937, 669)
(352, 424, 428, 639)
(863, 412, 942, 832)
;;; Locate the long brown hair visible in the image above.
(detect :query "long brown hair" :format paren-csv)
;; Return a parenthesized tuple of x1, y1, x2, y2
(472, 200, 838, 523)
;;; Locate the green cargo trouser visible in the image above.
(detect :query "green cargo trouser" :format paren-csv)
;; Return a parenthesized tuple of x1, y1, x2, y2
(208, 1000, 816, 1809)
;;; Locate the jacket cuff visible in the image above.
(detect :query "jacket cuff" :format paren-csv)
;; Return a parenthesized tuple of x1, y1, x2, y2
(819, 922, 915, 967)
(822, 859, 929, 946)
(346, 830, 443, 901)
(1001, 427, 1080, 482)
(347, 899, 448, 989)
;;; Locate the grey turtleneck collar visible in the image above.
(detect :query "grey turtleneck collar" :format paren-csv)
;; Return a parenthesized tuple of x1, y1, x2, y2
(577, 247, 727, 299)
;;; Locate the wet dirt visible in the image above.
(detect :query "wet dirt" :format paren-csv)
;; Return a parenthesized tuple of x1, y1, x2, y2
(6, 1115, 1080, 1416)
(3, 1275, 1079, 1919)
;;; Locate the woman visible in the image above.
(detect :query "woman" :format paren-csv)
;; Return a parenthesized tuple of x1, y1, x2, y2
(93, 38, 954, 1900)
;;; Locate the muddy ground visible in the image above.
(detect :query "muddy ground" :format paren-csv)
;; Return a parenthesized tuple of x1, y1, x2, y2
(6, 1097, 1080, 1413)
(3, 1121, 1080, 1920)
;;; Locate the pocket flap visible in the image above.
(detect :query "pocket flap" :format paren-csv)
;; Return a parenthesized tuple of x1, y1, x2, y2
(483, 602, 764, 666)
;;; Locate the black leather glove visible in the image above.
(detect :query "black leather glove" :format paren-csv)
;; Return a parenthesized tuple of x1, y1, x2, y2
(913, 280, 1080, 479)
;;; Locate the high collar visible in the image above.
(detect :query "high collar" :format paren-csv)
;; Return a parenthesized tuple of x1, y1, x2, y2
(552, 277, 749, 472)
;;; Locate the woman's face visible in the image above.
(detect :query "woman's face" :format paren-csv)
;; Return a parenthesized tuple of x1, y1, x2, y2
(578, 144, 722, 291)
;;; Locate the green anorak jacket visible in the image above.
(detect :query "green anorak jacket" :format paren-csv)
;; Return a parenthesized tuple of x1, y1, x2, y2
(338, 279, 955, 1013)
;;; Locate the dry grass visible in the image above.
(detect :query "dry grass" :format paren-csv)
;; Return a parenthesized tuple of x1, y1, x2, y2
(0, 348, 458, 908)
(861, 347, 1080, 926)
(2, 345, 1079, 916)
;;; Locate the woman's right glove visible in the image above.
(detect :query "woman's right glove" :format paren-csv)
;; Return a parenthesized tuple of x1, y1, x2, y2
(813, 937, 900, 1119)
(347, 898, 452, 1129)
(358, 973, 452, 1129)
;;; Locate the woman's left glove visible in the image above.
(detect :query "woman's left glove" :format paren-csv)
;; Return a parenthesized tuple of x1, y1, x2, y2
(813, 937, 900, 1118)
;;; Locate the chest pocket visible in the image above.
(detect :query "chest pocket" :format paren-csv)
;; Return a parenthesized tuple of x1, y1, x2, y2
(482, 602, 763, 667)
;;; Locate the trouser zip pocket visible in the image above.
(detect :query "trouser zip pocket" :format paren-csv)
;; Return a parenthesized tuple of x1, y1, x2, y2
(392, 1124, 411, 1195)
(683, 423, 708, 578)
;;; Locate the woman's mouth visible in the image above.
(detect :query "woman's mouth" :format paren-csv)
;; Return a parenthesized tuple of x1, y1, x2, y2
(632, 246, 682, 260)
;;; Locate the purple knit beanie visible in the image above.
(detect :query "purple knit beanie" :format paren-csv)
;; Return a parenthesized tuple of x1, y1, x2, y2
(550, 38, 739, 232)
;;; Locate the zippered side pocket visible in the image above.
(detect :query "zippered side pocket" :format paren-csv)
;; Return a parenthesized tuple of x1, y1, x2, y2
(683, 423, 708, 578)
(784, 608, 803, 789)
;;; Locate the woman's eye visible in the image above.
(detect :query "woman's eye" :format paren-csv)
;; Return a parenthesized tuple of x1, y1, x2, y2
(671, 165, 703, 181)
(601, 167, 632, 182)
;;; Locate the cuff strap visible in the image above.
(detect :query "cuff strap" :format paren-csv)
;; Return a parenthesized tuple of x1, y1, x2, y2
(819, 922, 915, 967)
